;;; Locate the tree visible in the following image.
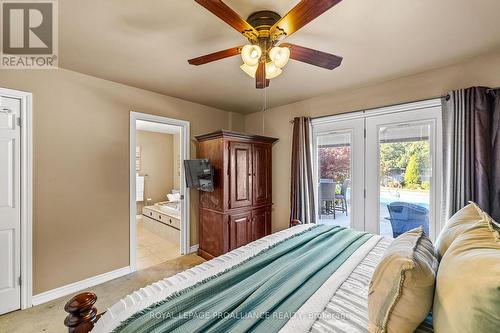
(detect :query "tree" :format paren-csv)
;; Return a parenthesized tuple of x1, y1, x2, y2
(404, 154, 420, 185)
(319, 146, 350, 182)
(380, 140, 430, 188)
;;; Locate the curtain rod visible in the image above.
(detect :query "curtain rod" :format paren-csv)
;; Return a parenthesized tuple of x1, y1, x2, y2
(288, 87, 500, 124)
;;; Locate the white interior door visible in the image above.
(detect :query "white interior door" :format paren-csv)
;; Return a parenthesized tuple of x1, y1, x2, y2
(0, 95, 21, 314)
(312, 117, 365, 231)
(365, 107, 442, 240)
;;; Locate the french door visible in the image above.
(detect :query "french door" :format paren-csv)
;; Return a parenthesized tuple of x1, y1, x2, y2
(313, 117, 365, 232)
(312, 100, 442, 239)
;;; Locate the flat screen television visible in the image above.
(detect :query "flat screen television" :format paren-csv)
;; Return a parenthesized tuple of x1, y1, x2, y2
(184, 159, 215, 192)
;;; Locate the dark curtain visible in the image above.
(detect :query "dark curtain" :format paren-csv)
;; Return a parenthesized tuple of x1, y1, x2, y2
(290, 117, 316, 225)
(443, 87, 500, 221)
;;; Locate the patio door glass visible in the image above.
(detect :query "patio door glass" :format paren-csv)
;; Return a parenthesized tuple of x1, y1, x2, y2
(313, 118, 365, 232)
(317, 131, 352, 225)
(365, 107, 441, 239)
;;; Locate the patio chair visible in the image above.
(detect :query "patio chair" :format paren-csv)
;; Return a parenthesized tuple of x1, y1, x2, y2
(385, 201, 429, 238)
(335, 179, 350, 216)
(319, 179, 336, 219)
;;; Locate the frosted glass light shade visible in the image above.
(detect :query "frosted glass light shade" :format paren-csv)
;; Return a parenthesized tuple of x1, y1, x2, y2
(265, 62, 282, 79)
(269, 46, 290, 68)
(240, 63, 258, 78)
(241, 45, 262, 66)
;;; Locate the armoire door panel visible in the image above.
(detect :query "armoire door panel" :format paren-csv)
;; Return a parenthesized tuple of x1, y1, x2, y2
(230, 211, 252, 250)
(229, 142, 252, 209)
(252, 143, 272, 205)
(252, 207, 271, 241)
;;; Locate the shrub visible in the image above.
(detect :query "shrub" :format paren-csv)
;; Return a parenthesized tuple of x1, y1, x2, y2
(404, 155, 420, 186)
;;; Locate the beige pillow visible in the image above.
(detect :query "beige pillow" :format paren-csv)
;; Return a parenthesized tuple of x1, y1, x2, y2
(433, 209, 500, 333)
(368, 227, 438, 333)
(435, 202, 483, 259)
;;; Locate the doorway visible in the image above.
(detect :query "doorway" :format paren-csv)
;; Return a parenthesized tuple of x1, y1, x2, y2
(312, 99, 442, 240)
(129, 112, 190, 272)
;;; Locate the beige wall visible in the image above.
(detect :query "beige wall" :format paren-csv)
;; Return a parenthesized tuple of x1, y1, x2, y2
(0, 69, 232, 294)
(136, 131, 174, 213)
(244, 49, 500, 235)
(228, 112, 245, 132)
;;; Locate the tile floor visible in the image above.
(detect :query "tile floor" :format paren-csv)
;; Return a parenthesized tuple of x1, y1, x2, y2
(136, 217, 181, 270)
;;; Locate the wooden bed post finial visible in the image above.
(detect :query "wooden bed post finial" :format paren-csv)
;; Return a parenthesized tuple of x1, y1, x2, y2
(64, 292, 100, 333)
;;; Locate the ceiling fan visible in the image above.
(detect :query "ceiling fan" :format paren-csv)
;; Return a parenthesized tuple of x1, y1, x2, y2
(188, 0, 344, 89)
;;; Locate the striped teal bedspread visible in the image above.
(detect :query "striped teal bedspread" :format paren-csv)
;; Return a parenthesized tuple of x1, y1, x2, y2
(114, 225, 372, 333)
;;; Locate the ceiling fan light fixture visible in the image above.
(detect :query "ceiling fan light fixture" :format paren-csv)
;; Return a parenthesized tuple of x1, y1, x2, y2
(241, 44, 262, 66)
(240, 63, 258, 78)
(265, 62, 282, 79)
(189, 3, 344, 89)
(269, 46, 290, 68)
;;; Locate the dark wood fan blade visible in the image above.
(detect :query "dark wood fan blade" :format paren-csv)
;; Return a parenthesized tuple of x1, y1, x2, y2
(195, 0, 259, 41)
(255, 62, 270, 89)
(188, 46, 242, 66)
(270, 0, 343, 41)
(281, 43, 343, 70)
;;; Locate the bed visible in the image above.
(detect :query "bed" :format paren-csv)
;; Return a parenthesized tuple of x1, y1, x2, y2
(64, 224, 433, 333)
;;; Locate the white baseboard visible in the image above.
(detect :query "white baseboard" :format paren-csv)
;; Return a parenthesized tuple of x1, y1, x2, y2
(32, 266, 131, 306)
(189, 244, 199, 253)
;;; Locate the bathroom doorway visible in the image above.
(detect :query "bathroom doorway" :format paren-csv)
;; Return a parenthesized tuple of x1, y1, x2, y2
(129, 112, 190, 271)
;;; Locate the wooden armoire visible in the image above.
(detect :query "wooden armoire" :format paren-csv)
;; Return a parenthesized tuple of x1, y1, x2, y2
(196, 130, 278, 260)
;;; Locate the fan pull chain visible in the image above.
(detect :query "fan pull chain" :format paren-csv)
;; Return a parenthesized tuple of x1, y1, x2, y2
(262, 85, 267, 134)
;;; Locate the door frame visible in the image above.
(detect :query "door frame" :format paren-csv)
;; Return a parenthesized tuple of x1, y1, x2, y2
(0, 87, 33, 309)
(129, 112, 190, 272)
(311, 98, 443, 239)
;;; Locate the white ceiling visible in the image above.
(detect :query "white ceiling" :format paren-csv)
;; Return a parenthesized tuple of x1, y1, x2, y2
(59, 0, 500, 114)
